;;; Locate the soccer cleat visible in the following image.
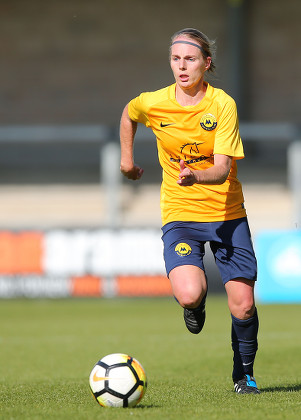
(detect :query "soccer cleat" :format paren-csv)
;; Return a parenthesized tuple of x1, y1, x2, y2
(183, 299, 206, 334)
(234, 374, 260, 394)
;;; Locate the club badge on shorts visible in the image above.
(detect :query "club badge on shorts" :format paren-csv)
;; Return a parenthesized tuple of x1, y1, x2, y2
(175, 243, 192, 256)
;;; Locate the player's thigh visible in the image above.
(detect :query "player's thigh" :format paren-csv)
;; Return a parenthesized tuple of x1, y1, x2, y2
(162, 225, 206, 275)
(210, 218, 257, 284)
(169, 264, 207, 308)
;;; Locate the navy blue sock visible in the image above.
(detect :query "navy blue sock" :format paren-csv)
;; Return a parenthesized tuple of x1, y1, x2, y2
(231, 308, 259, 382)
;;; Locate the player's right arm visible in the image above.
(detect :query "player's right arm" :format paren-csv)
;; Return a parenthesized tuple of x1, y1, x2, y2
(120, 104, 144, 180)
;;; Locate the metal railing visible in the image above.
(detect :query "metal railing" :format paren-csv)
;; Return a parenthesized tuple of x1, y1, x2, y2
(0, 122, 300, 228)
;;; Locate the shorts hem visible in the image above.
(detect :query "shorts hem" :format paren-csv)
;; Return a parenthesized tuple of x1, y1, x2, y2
(166, 262, 205, 278)
(223, 274, 257, 285)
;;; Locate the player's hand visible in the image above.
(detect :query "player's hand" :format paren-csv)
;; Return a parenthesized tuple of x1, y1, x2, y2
(177, 160, 197, 186)
(120, 164, 144, 180)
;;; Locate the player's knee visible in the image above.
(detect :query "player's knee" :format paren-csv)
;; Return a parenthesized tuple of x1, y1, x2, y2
(176, 292, 203, 309)
(231, 299, 255, 320)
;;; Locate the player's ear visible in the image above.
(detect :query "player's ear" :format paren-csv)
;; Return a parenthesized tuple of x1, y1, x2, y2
(204, 57, 211, 71)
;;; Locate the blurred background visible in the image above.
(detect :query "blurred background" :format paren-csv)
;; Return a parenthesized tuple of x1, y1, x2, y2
(0, 0, 300, 300)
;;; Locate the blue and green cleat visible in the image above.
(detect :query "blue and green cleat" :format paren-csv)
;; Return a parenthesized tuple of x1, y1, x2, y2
(234, 374, 260, 394)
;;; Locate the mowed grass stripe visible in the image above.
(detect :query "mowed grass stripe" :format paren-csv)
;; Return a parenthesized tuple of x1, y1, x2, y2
(0, 297, 300, 420)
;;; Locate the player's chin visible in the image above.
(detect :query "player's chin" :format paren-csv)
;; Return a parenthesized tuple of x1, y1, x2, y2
(177, 80, 190, 89)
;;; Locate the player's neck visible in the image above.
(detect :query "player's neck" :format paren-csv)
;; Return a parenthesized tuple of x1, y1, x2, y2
(175, 81, 207, 106)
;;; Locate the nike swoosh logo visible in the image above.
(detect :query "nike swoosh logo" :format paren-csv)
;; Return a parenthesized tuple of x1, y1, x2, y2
(242, 361, 254, 366)
(160, 122, 175, 127)
(93, 372, 128, 382)
(93, 372, 110, 382)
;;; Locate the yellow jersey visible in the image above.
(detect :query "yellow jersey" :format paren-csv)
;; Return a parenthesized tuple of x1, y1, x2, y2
(128, 82, 247, 225)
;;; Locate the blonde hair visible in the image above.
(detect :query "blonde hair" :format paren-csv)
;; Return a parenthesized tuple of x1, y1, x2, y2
(170, 28, 216, 73)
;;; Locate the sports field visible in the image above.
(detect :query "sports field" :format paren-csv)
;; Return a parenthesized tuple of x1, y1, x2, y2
(1, 297, 300, 420)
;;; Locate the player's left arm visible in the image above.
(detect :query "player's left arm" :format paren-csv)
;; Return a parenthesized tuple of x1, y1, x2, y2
(177, 154, 232, 186)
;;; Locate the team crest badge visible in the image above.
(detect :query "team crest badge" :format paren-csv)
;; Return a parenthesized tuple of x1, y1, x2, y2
(200, 113, 217, 131)
(175, 243, 192, 257)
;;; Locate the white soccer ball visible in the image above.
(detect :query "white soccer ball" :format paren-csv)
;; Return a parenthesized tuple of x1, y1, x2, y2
(89, 353, 147, 408)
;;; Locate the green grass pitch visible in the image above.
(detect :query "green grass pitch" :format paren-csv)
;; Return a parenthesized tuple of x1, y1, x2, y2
(0, 296, 300, 419)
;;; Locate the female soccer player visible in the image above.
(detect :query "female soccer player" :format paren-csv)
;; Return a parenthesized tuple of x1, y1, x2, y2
(119, 28, 260, 394)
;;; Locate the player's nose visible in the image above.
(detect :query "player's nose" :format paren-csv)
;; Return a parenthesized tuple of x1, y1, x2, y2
(179, 58, 186, 70)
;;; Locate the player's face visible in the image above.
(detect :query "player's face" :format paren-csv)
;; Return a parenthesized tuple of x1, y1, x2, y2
(170, 37, 211, 91)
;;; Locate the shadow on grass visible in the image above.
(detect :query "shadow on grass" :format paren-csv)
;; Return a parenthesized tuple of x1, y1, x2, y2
(135, 404, 161, 409)
(261, 384, 301, 393)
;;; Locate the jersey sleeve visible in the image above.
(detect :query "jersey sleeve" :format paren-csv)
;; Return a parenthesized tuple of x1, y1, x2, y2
(128, 93, 151, 128)
(213, 98, 244, 159)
